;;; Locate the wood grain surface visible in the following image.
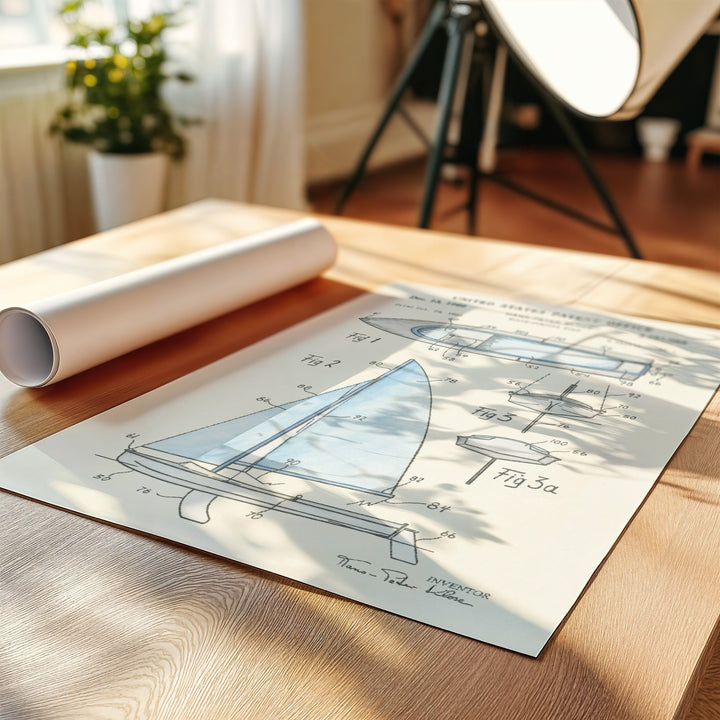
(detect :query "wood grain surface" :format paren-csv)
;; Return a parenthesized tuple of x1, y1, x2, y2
(0, 199, 718, 720)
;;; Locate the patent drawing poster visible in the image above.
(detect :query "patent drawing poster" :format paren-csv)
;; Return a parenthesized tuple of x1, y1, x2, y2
(1, 283, 719, 657)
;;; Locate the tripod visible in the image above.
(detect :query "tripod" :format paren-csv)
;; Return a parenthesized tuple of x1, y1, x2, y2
(334, 0, 642, 259)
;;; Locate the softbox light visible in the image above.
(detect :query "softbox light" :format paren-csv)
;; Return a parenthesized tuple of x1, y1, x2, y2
(483, 0, 720, 119)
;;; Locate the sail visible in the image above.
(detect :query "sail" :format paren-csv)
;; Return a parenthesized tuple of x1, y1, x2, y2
(145, 360, 431, 497)
(147, 390, 351, 465)
(147, 405, 287, 461)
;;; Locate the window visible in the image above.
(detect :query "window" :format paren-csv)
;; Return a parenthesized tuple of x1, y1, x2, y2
(0, 1, 138, 68)
(0, 0, 53, 48)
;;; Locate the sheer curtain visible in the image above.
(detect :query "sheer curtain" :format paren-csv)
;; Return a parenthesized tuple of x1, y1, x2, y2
(0, 66, 66, 264)
(0, 0, 306, 263)
(167, 0, 306, 210)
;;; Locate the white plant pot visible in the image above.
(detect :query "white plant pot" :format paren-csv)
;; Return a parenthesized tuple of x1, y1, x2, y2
(636, 117, 681, 163)
(87, 151, 169, 231)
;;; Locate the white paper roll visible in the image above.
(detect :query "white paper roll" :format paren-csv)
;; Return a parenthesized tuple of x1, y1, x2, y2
(0, 218, 337, 388)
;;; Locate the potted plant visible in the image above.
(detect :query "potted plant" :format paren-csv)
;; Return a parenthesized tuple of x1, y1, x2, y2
(50, 0, 193, 231)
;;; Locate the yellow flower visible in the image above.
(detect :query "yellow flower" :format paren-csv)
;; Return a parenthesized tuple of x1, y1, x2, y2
(113, 55, 129, 69)
(108, 68, 124, 83)
(147, 16, 164, 33)
(66, 60, 77, 73)
(83, 75, 98, 87)
(84, 59, 96, 69)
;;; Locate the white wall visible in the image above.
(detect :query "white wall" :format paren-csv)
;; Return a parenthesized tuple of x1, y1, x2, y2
(304, 0, 435, 184)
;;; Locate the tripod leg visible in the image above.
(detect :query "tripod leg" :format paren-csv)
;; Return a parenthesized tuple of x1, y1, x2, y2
(440, 23, 476, 183)
(540, 90, 643, 259)
(419, 9, 474, 228)
(478, 43, 507, 174)
(334, 0, 448, 214)
(465, 59, 485, 236)
(466, 35, 501, 235)
(467, 157, 480, 235)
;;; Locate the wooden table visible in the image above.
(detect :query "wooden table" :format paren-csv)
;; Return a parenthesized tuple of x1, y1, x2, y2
(0, 199, 718, 720)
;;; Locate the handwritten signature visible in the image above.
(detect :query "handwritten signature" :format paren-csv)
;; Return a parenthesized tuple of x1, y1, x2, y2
(381, 568, 416, 589)
(336, 556, 484, 608)
(425, 585, 474, 606)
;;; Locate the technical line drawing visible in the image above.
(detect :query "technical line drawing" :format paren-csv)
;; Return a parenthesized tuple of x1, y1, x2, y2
(456, 435, 559, 484)
(361, 317, 651, 378)
(116, 359, 432, 564)
(509, 381, 606, 433)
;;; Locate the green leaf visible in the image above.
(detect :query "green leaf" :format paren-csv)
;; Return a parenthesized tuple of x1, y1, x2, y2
(50, 2, 194, 159)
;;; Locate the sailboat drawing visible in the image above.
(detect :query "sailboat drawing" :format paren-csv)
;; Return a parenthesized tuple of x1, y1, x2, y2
(457, 435, 559, 484)
(509, 382, 601, 433)
(117, 359, 431, 564)
(361, 317, 651, 378)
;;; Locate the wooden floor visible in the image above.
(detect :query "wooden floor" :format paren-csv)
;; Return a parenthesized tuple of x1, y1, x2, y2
(310, 148, 720, 272)
(311, 147, 720, 719)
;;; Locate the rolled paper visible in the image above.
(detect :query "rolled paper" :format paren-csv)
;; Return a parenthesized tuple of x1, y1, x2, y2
(0, 218, 337, 388)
